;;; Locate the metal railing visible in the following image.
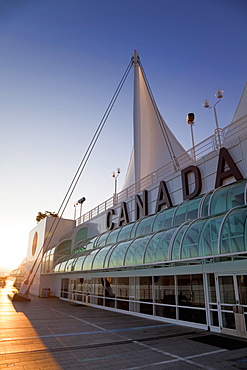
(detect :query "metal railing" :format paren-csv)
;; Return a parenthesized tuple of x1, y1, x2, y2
(76, 116, 247, 226)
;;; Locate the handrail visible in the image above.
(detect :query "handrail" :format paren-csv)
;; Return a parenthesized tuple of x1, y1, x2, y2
(76, 117, 247, 226)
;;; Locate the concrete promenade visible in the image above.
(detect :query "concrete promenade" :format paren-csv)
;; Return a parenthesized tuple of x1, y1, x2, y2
(0, 287, 247, 370)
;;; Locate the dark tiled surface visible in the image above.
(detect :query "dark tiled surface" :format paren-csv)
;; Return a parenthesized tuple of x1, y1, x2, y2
(1, 287, 247, 369)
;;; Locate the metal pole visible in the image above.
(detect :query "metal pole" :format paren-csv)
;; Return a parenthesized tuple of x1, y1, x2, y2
(190, 124, 196, 162)
(213, 105, 221, 148)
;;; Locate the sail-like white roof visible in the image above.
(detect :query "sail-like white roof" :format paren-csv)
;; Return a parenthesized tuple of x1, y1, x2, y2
(223, 82, 247, 144)
(123, 51, 189, 189)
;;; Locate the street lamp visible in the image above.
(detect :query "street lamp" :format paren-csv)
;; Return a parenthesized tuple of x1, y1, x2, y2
(112, 168, 120, 205)
(186, 113, 196, 162)
(78, 197, 86, 219)
(203, 89, 224, 148)
(112, 168, 121, 194)
(74, 202, 78, 220)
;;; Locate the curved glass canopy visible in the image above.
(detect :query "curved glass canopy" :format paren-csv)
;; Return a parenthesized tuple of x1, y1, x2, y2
(50, 180, 247, 273)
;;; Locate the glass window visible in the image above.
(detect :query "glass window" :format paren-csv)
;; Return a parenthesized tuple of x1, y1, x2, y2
(86, 235, 100, 250)
(144, 231, 164, 264)
(124, 236, 151, 266)
(199, 215, 224, 256)
(92, 245, 112, 269)
(94, 278, 104, 297)
(106, 229, 121, 245)
(95, 232, 110, 248)
(117, 223, 135, 242)
(116, 277, 129, 299)
(181, 219, 206, 259)
(170, 223, 190, 260)
(135, 215, 156, 237)
(200, 191, 213, 217)
(103, 277, 116, 298)
(59, 260, 68, 272)
(74, 255, 86, 271)
(220, 207, 247, 254)
(177, 274, 205, 307)
(209, 186, 229, 215)
(218, 276, 235, 304)
(157, 228, 178, 262)
(65, 258, 76, 272)
(83, 249, 99, 270)
(154, 276, 175, 305)
(152, 207, 175, 232)
(136, 276, 153, 302)
(237, 275, 247, 305)
(173, 203, 188, 226)
(186, 197, 202, 221)
(227, 181, 246, 209)
(130, 221, 141, 239)
(108, 241, 131, 268)
(208, 274, 216, 303)
(173, 198, 201, 226)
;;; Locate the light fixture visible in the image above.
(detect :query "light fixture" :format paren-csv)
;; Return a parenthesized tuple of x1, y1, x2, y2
(112, 168, 121, 205)
(186, 113, 196, 162)
(202, 90, 224, 148)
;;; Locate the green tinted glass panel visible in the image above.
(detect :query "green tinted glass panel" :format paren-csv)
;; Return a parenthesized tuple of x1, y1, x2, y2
(199, 215, 223, 256)
(171, 223, 190, 260)
(181, 220, 205, 259)
(59, 261, 68, 272)
(200, 191, 213, 217)
(156, 227, 177, 262)
(95, 232, 110, 248)
(130, 221, 141, 238)
(86, 236, 99, 250)
(92, 245, 112, 269)
(186, 197, 202, 221)
(104, 243, 117, 268)
(210, 186, 229, 215)
(83, 249, 99, 270)
(227, 181, 246, 209)
(152, 208, 175, 232)
(135, 215, 156, 237)
(108, 241, 131, 267)
(75, 227, 88, 244)
(144, 231, 163, 263)
(74, 256, 86, 271)
(124, 236, 151, 266)
(173, 203, 187, 226)
(117, 223, 135, 242)
(220, 208, 247, 254)
(106, 229, 120, 245)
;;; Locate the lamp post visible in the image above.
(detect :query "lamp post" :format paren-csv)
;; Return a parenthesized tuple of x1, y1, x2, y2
(203, 89, 224, 149)
(74, 202, 78, 220)
(78, 197, 86, 220)
(186, 113, 196, 162)
(112, 168, 120, 205)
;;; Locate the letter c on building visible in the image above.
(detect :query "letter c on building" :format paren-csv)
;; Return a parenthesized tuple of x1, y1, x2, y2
(106, 209, 115, 230)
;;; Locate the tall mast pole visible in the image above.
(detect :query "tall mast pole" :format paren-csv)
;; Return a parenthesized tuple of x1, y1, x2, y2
(132, 49, 141, 186)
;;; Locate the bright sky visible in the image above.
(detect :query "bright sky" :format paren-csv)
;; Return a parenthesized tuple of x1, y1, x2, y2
(1, 0, 247, 274)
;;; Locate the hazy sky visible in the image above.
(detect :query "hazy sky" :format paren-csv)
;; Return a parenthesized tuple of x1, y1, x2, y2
(1, 0, 247, 273)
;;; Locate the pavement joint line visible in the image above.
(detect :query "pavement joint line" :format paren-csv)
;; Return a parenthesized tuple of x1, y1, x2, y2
(0, 331, 202, 357)
(48, 307, 107, 331)
(130, 341, 219, 370)
(1, 323, 173, 342)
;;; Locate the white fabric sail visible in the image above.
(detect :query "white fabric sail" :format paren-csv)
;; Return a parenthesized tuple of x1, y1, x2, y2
(232, 82, 247, 122)
(223, 82, 247, 144)
(123, 51, 188, 189)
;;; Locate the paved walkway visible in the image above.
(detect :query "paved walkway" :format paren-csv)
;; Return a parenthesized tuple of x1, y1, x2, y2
(0, 287, 247, 369)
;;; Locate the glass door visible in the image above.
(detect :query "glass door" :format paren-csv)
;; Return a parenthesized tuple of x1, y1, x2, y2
(217, 274, 247, 338)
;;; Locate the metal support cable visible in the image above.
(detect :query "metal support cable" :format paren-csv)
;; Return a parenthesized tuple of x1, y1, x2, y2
(24, 60, 132, 295)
